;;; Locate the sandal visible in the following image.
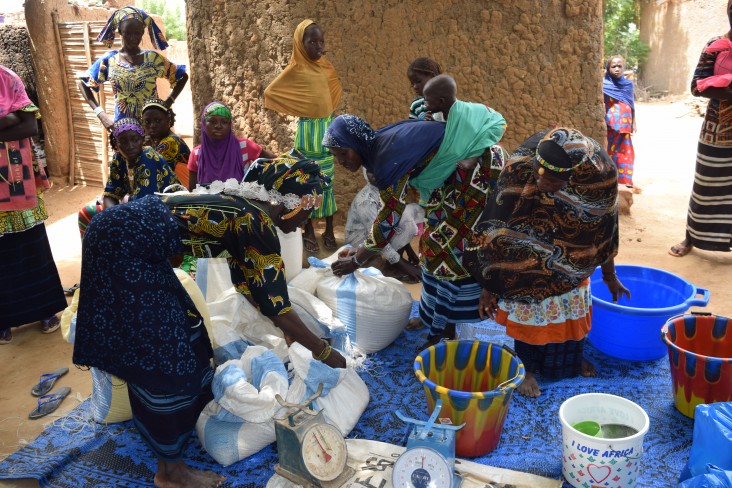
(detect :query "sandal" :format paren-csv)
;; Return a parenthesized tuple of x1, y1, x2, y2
(63, 283, 80, 296)
(668, 242, 692, 258)
(405, 318, 424, 331)
(321, 233, 338, 251)
(28, 387, 71, 420)
(41, 315, 61, 334)
(31, 367, 69, 397)
(0, 328, 11, 345)
(303, 234, 320, 254)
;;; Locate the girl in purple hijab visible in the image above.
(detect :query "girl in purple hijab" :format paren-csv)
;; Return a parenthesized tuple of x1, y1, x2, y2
(186, 102, 275, 188)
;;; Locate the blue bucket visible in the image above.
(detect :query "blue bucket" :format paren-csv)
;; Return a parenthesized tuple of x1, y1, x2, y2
(588, 265, 709, 361)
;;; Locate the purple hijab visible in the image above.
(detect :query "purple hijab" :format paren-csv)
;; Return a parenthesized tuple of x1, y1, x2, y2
(197, 102, 243, 185)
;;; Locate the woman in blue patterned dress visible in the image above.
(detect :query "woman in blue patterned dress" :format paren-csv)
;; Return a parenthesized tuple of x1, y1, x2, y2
(77, 6, 187, 130)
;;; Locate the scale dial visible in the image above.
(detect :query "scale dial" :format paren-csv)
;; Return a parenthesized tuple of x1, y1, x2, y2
(301, 423, 348, 481)
(392, 446, 453, 488)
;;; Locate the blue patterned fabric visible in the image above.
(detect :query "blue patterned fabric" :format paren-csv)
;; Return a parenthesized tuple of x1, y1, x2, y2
(2, 303, 693, 487)
(73, 195, 212, 395)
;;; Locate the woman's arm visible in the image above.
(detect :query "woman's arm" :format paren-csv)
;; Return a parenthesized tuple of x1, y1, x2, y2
(77, 80, 114, 129)
(260, 148, 277, 159)
(164, 72, 188, 108)
(0, 110, 38, 142)
(270, 311, 346, 368)
(600, 258, 631, 303)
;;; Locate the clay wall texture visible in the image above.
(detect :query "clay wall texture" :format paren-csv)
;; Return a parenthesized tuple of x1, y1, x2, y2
(640, 0, 729, 96)
(186, 0, 605, 219)
(0, 25, 38, 106)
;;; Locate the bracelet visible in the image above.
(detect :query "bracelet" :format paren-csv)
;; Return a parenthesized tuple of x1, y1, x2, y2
(352, 253, 363, 268)
(93, 106, 104, 116)
(315, 340, 332, 361)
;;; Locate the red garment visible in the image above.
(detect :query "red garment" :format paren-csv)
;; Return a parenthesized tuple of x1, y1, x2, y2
(0, 66, 48, 211)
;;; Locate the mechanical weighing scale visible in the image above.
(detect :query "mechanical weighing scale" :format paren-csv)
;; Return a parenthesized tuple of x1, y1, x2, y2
(392, 399, 465, 488)
(273, 384, 356, 487)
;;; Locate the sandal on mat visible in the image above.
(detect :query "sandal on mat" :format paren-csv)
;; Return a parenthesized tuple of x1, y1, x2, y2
(31, 367, 69, 397)
(28, 387, 71, 420)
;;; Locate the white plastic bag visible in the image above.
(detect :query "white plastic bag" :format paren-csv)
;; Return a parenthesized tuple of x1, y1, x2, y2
(196, 345, 288, 466)
(285, 343, 369, 436)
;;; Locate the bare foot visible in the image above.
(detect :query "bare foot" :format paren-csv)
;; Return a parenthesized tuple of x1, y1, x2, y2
(154, 460, 225, 488)
(406, 317, 424, 331)
(581, 359, 596, 377)
(416, 335, 441, 353)
(516, 371, 541, 397)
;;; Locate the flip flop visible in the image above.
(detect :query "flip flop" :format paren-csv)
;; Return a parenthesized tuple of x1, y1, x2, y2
(31, 367, 69, 397)
(28, 387, 71, 420)
(0, 328, 11, 345)
(321, 233, 338, 251)
(668, 243, 692, 258)
(63, 283, 80, 296)
(41, 315, 61, 334)
(303, 234, 320, 254)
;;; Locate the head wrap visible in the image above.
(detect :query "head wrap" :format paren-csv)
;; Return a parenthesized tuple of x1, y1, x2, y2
(602, 56, 634, 109)
(197, 101, 243, 185)
(535, 127, 592, 180)
(142, 98, 169, 114)
(192, 155, 328, 212)
(97, 6, 169, 51)
(464, 127, 619, 302)
(264, 19, 342, 118)
(112, 117, 144, 138)
(203, 102, 232, 120)
(322, 114, 445, 190)
(409, 101, 506, 202)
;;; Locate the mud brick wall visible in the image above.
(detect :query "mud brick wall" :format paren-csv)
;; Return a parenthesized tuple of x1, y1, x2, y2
(187, 0, 605, 219)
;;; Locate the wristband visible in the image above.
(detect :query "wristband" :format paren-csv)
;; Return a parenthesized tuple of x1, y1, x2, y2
(93, 106, 104, 116)
(352, 253, 364, 267)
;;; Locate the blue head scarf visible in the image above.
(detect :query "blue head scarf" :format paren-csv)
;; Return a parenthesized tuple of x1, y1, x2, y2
(602, 57, 634, 109)
(97, 6, 169, 51)
(322, 114, 445, 190)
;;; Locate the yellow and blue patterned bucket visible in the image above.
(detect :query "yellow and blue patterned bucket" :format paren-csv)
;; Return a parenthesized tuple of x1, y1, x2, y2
(414, 340, 525, 456)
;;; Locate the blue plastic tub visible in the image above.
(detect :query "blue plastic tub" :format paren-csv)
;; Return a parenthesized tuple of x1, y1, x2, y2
(588, 265, 709, 361)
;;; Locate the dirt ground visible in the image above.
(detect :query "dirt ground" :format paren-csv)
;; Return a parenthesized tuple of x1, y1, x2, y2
(0, 100, 730, 487)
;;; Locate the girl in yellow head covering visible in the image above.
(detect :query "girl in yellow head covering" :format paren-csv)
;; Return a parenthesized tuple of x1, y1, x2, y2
(264, 19, 342, 254)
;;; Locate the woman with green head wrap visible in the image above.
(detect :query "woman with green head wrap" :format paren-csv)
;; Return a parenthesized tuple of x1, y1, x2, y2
(186, 101, 275, 189)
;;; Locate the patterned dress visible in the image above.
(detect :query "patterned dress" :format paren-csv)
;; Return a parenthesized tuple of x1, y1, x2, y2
(604, 94, 635, 185)
(103, 146, 180, 201)
(81, 50, 186, 121)
(685, 36, 732, 252)
(155, 132, 191, 187)
(161, 193, 292, 318)
(295, 115, 336, 218)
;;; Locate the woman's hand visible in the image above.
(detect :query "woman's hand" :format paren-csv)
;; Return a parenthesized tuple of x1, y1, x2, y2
(332, 256, 358, 277)
(99, 112, 114, 130)
(602, 275, 631, 303)
(479, 289, 498, 320)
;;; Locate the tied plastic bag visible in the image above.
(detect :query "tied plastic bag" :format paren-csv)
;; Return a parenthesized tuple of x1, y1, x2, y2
(196, 345, 288, 466)
(678, 465, 732, 488)
(285, 342, 369, 436)
(307, 255, 412, 354)
(679, 403, 732, 483)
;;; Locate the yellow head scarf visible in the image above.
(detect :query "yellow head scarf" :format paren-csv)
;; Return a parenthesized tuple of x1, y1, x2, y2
(264, 19, 342, 118)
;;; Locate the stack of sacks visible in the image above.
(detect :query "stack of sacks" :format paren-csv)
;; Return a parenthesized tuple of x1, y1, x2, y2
(289, 250, 413, 354)
(196, 345, 288, 466)
(286, 343, 369, 436)
(59, 268, 212, 424)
